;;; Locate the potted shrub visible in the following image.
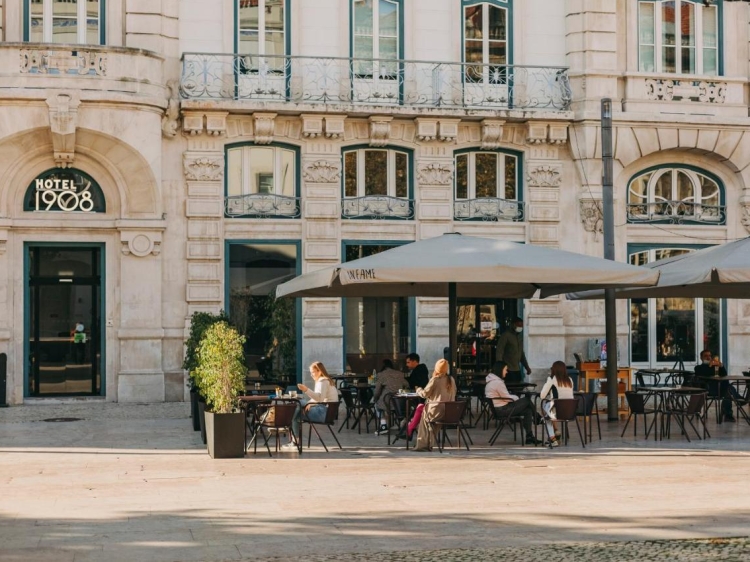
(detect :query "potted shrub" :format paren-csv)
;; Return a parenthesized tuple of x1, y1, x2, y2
(195, 321, 247, 459)
(184, 311, 229, 435)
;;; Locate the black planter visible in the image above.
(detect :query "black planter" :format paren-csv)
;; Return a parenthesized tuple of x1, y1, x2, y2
(190, 390, 200, 431)
(198, 400, 207, 445)
(204, 411, 246, 459)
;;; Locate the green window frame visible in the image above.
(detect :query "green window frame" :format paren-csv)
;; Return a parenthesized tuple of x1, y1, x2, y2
(235, 0, 290, 73)
(638, 0, 722, 76)
(24, 0, 105, 45)
(350, 0, 404, 77)
(454, 148, 521, 201)
(462, 0, 514, 76)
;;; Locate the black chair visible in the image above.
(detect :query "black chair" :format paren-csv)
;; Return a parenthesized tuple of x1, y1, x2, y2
(385, 393, 406, 446)
(430, 401, 471, 453)
(621, 391, 657, 439)
(663, 391, 709, 442)
(302, 401, 342, 452)
(352, 386, 376, 434)
(252, 403, 300, 457)
(338, 387, 358, 432)
(576, 392, 602, 443)
(542, 398, 585, 448)
(488, 399, 528, 446)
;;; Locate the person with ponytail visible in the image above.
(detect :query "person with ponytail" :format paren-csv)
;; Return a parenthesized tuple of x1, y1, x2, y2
(409, 358, 456, 451)
(539, 361, 575, 447)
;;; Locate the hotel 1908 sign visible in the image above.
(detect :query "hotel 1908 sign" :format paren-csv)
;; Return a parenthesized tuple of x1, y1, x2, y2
(24, 169, 106, 213)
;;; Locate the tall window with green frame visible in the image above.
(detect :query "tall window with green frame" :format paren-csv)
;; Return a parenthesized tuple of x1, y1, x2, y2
(638, 0, 719, 75)
(352, 0, 402, 77)
(237, 0, 287, 72)
(463, 1, 511, 83)
(27, 0, 103, 45)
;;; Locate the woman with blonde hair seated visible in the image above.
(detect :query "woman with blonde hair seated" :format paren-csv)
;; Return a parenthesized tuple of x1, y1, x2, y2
(410, 359, 456, 452)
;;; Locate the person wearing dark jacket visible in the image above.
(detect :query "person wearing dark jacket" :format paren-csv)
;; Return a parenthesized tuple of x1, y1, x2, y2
(405, 353, 429, 391)
(694, 349, 742, 422)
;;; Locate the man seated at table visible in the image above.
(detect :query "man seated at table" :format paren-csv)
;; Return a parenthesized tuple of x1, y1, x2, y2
(405, 353, 429, 391)
(485, 360, 542, 445)
(374, 359, 408, 434)
(694, 349, 742, 422)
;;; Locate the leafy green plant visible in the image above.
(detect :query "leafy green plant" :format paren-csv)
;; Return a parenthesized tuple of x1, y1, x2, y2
(183, 310, 230, 390)
(194, 321, 246, 414)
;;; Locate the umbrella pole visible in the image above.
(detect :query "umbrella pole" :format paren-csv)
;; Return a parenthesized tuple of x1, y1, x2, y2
(449, 282, 457, 377)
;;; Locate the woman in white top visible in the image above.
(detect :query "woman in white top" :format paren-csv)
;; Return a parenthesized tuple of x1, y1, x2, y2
(297, 361, 339, 423)
(539, 361, 575, 447)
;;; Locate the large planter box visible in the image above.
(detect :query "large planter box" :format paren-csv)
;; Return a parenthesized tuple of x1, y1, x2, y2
(190, 390, 201, 432)
(204, 411, 245, 459)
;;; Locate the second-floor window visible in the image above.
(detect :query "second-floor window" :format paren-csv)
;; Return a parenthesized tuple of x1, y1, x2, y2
(638, 0, 719, 75)
(27, 0, 103, 45)
(352, 0, 402, 77)
(227, 145, 296, 198)
(238, 0, 287, 71)
(455, 151, 518, 201)
(344, 148, 408, 199)
(463, 1, 511, 82)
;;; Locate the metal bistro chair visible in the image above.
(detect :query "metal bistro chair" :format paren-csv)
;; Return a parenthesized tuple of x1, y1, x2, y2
(252, 402, 300, 457)
(663, 391, 709, 442)
(430, 400, 471, 453)
(621, 391, 658, 440)
(385, 393, 407, 446)
(576, 391, 602, 443)
(488, 398, 528, 446)
(302, 401, 343, 452)
(542, 397, 586, 448)
(352, 385, 376, 434)
(337, 386, 358, 432)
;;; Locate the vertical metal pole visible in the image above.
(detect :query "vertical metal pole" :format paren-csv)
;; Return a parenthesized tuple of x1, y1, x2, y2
(449, 283, 457, 377)
(601, 98, 619, 421)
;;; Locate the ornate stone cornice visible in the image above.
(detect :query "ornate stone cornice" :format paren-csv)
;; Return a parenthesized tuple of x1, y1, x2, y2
(369, 116, 393, 147)
(481, 119, 504, 150)
(183, 155, 224, 182)
(47, 92, 80, 168)
(417, 162, 454, 186)
(253, 112, 277, 144)
(303, 160, 342, 183)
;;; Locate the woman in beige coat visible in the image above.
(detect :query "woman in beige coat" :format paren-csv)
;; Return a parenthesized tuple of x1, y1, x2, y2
(413, 359, 457, 451)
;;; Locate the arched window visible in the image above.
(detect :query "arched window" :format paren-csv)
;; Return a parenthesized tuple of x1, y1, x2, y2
(638, 0, 721, 76)
(24, 168, 106, 213)
(225, 143, 300, 218)
(453, 148, 523, 221)
(627, 166, 724, 224)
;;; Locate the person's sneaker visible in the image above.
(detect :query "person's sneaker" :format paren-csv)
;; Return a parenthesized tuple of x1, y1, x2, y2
(525, 435, 542, 446)
(375, 423, 389, 436)
(544, 438, 560, 448)
(281, 442, 299, 451)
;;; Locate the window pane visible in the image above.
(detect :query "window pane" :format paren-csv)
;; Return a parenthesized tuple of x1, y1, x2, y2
(681, 47, 695, 75)
(395, 152, 408, 198)
(703, 49, 717, 76)
(640, 46, 655, 72)
(629, 251, 649, 266)
(629, 173, 650, 204)
(703, 298, 721, 358)
(631, 299, 649, 363)
(488, 43, 507, 67)
(655, 248, 690, 261)
(364, 150, 388, 196)
(354, 36, 374, 68)
(239, 31, 260, 56)
(249, 147, 275, 194)
(702, 6, 717, 49)
(344, 152, 358, 197)
(699, 175, 719, 206)
(504, 155, 517, 200)
(662, 1, 676, 46)
(639, 2, 655, 45)
(456, 154, 468, 199)
(53, 0, 79, 45)
(30, 16, 44, 43)
(239, 4, 260, 31)
(265, 32, 285, 67)
(654, 171, 671, 201)
(227, 148, 243, 197)
(86, 1, 100, 44)
(464, 6, 483, 40)
(680, 2, 695, 46)
(279, 149, 295, 197)
(676, 171, 694, 201)
(379, 37, 398, 61)
(656, 297, 696, 363)
(475, 153, 498, 199)
(266, 0, 285, 32)
(488, 6, 506, 41)
(662, 46, 676, 73)
(354, 0, 374, 36)
(379, 0, 398, 37)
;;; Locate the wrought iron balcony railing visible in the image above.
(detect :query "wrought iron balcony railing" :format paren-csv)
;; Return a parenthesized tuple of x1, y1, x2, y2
(180, 53, 571, 111)
(454, 198, 525, 222)
(342, 196, 414, 219)
(626, 201, 726, 225)
(225, 193, 301, 218)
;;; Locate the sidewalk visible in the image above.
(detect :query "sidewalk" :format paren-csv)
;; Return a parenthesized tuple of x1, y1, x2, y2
(1, 402, 749, 562)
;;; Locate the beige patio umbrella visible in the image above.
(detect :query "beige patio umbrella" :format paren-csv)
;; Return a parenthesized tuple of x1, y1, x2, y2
(276, 233, 659, 371)
(567, 236, 750, 300)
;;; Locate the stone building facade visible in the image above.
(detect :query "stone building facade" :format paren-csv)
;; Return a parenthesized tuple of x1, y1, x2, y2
(0, 0, 749, 404)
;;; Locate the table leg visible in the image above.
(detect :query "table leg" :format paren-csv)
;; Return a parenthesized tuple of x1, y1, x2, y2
(405, 399, 412, 451)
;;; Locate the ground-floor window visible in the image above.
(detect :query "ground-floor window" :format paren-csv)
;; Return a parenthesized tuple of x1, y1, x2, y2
(343, 242, 413, 372)
(227, 241, 299, 383)
(629, 246, 723, 367)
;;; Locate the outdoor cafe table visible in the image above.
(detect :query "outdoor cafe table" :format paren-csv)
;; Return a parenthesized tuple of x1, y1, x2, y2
(697, 375, 750, 425)
(637, 386, 706, 440)
(634, 368, 694, 389)
(240, 395, 303, 452)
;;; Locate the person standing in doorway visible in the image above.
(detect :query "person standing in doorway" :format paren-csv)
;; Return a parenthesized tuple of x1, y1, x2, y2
(496, 317, 530, 384)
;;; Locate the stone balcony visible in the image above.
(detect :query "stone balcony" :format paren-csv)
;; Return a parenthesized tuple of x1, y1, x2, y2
(0, 43, 166, 105)
(622, 72, 748, 118)
(180, 53, 572, 119)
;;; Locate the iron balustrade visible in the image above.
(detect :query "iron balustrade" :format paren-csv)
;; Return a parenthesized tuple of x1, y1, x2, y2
(180, 53, 571, 111)
(454, 198, 525, 222)
(225, 193, 301, 218)
(341, 196, 414, 220)
(626, 201, 726, 225)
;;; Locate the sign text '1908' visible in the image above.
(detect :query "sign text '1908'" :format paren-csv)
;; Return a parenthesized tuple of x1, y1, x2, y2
(34, 177, 94, 212)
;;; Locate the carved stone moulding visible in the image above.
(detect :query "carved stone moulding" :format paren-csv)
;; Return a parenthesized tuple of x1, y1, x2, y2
(47, 92, 81, 168)
(301, 114, 346, 139)
(303, 160, 342, 184)
(740, 192, 750, 234)
(369, 116, 393, 147)
(253, 112, 277, 144)
(417, 161, 454, 186)
(184, 154, 224, 182)
(527, 122, 568, 145)
(415, 118, 459, 143)
(527, 165, 562, 188)
(481, 119, 504, 150)
(182, 111, 228, 137)
(579, 198, 604, 238)
(120, 231, 162, 257)
(20, 48, 107, 76)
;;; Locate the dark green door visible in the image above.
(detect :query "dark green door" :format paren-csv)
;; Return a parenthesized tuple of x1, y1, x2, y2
(28, 246, 102, 396)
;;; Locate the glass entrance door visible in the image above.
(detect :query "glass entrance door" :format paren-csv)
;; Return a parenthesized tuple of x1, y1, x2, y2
(28, 246, 102, 396)
(457, 298, 518, 373)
